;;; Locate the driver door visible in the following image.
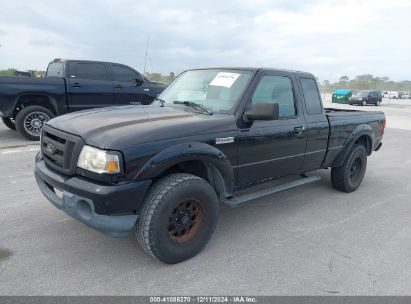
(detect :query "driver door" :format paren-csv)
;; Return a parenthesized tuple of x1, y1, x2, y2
(236, 72, 307, 186)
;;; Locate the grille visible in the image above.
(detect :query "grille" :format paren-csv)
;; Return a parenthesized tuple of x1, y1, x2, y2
(41, 125, 83, 175)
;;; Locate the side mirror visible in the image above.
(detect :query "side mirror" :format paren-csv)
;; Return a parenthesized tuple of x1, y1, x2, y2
(244, 102, 279, 121)
(135, 75, 144, 85)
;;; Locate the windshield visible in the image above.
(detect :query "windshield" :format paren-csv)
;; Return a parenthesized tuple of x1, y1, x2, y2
(356, 91, 370, 97)
(46, 62, 64, 77)
(159, 69, 253, 114)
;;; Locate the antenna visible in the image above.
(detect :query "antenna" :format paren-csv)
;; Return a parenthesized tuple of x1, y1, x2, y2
(143, 35, 149, 75)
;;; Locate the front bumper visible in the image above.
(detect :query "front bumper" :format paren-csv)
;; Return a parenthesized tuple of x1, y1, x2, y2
(34, 153, 151, 237)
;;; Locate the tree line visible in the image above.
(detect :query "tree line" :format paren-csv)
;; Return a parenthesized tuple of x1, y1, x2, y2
(0, 69, 177, 82)
(2, 69, 410, 94)
(144, 72, 176, 84)
(319, 74, 411, 93)
(0, 69, 44, 77)
(0, 68, 18, 76)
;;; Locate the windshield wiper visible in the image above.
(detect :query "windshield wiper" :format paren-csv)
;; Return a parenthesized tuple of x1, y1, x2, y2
(154, 97, 166, 107)
(173, 101, 213, 115)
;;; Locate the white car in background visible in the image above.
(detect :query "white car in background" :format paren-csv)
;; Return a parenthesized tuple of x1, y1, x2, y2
(383, 91, 399, 99)
(399, 91, 410, 99)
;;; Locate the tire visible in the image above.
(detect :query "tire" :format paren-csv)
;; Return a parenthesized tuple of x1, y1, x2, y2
(1, 117, 16, 130)
(331, 144, 367, 193)
(376, 100, 381, 106)
(15, 106, 54, 141)
(362, 100, 367, 106)
(136, 173, 219, 264)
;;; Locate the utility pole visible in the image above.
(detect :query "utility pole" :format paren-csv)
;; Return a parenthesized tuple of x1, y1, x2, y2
(143, 35, 149, 75)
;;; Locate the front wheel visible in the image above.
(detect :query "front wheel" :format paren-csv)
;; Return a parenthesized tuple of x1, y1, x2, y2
(331, 144, 367, 193)
(376, 100, 381, 106)
(362, 100, 367, 106)
(1, 117, 16, 131)
(15, 106, 54, 141)
(136, 173, 219, 264)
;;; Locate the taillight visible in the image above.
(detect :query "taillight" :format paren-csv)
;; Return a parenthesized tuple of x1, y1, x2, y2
(381, 119, 386, 136)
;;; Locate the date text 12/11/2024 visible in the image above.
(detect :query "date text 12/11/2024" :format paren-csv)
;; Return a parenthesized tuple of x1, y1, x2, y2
(149, 296, 257, 303)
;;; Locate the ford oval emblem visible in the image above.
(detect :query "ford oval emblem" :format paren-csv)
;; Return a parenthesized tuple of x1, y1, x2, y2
(46, 143, 56, 155)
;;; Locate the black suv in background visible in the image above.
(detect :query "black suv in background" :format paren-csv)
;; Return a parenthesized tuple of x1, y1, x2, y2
(0, 59, 167, 140)
(349, 90, 382, 106)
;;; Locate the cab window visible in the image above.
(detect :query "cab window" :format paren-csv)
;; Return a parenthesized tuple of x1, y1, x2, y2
(251, 75, 296, 118)
(300, 78, 323, 115)
(73, 63, 108, 81)
(111, 65, 138, 82)
(46, 62, 64, 77)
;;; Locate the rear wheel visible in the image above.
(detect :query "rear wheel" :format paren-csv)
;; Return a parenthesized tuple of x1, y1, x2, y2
(1, 117, 16, 131)
(15, 106, 54, 141)
(136, 173, 219, 264)
(376, 100, 381, 106)
(331, 144, 367, 193)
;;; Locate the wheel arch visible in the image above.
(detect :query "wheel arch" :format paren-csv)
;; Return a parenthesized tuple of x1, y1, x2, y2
(134, 142, 235, 199)
(332, 124, 373, 167)
(13, 93, 59, 117)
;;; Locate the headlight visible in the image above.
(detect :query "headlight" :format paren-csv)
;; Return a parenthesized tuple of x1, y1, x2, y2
(358, 98, 363, 100)
(77, 145, 121, 174)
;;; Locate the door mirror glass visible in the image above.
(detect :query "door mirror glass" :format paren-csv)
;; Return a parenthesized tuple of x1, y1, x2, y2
(245, 102, 279, 121)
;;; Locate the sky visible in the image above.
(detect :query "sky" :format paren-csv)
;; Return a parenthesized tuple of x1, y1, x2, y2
(0, 0, 410, 82)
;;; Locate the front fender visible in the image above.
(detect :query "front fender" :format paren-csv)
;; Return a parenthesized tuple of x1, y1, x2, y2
(332, 124, 374, 167)
(133, 142, 235, 194)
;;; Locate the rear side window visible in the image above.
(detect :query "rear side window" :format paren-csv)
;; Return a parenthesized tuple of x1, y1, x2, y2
(111, 65, 138, 82)
(46, 63, 64, 77)
(74, 63, 108, 81)
(252, 75, 296, 117)
(300, 78, 323, 115)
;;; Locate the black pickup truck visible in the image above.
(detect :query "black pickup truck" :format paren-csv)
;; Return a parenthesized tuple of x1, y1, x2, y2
(0, 59, 166, 140)
(34, 67, 385, 264)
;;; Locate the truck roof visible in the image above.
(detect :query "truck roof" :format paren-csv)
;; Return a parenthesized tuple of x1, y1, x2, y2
(48, 61, 316, 78)
(184, 67, 316, 78)
(48, 58, 131, 66)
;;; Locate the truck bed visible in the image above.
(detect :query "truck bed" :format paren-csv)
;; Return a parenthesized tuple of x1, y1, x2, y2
(0, 76, 66, 117)
(325, 107, 384, 117)
(323, 107, 385, 167)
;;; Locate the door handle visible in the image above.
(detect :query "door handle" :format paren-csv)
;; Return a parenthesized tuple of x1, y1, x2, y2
(72, 82, 81, 87)
(294, 126, 305, 136)
(114, 84, 123, 89)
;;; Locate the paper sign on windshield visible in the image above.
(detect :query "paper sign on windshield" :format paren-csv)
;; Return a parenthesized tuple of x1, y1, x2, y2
(209, 72, 240, 88)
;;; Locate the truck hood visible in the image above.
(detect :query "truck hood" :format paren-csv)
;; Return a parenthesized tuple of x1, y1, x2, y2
(47, 104, 236, 149)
